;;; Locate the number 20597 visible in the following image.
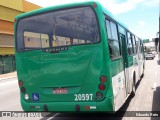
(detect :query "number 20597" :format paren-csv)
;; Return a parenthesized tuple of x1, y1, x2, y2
(74, 94, 93, 101)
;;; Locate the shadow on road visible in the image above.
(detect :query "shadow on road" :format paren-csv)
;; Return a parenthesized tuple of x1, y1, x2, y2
(157, 60, 160, 65)
(135, 77, 143, 90)
(151, 86, 160, 120)
(41, 96, 134, 120)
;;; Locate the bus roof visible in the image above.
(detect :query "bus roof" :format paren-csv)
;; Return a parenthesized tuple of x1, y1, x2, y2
(15, 1, 99, 20)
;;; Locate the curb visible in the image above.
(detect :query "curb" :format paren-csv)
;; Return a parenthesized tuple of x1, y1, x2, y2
(0, 72, 17, 81)
(0, 76, 17, 81)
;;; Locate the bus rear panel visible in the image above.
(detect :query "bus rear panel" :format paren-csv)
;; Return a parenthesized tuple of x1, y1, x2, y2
(15, 2, 114, 112)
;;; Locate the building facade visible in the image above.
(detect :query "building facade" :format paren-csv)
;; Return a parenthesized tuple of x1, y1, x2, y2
(0, 0, 41, 74)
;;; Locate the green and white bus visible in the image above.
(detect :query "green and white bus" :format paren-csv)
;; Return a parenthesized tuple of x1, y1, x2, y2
(14, 1, 145, 112)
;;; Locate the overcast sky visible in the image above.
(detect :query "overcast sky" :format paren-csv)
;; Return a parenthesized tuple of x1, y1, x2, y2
(26, 0, 159, 40)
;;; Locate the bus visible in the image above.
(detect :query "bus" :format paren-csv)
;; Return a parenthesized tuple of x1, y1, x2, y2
(14, 1, 145, 112)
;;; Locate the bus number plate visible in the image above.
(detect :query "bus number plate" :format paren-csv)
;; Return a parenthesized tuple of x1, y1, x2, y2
(74, 94, 93, 101)
(53, 88, 68, 94)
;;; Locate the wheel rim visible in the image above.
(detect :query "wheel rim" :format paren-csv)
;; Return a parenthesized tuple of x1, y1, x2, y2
(132, 75, 136, 93)
(132, 82, 135, 93)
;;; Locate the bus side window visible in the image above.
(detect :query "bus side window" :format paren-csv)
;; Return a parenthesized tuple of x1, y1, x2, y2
(127, 32, 134, 55)
(135, 36, 139, 53)
(132, 35, 136, 54)
(108, 42, 114, 58)
(140, 39, 144, 53)
(105, 19, 121, 59)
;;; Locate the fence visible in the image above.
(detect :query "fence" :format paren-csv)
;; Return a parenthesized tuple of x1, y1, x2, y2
(0, 55, 16, 74)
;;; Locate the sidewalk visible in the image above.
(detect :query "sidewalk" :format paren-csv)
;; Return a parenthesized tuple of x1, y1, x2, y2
(0, 72, 17, 80)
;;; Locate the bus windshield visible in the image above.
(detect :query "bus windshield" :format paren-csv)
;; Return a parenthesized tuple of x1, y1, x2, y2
(16, 7, 100, 52)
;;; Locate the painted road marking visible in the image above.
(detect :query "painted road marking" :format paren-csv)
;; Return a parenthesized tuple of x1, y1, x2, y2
(47, 113, 60, 120)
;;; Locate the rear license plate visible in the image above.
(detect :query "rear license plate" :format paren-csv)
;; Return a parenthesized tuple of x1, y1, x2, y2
(53, 88, 68, 94)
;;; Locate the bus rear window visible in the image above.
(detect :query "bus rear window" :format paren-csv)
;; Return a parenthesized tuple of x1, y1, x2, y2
(16, 7, 100, 51)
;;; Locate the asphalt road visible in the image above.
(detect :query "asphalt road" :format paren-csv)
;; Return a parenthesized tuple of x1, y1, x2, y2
(0, 77, 22, 111)
(0, 55, 160, 120)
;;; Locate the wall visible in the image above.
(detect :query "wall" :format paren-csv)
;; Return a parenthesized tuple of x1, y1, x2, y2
(0, 0, 41, 74)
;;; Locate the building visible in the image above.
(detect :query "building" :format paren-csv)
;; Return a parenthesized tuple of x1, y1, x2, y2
(0, 0, 41, 74)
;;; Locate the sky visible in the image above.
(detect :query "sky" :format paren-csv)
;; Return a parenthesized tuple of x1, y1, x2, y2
(26, 0, 159, 40)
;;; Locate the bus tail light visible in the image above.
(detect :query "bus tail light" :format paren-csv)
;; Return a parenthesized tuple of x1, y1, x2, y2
(19, 80, 23, 87)
(100, 76, 107, 83)
(24, 94, 29, 100)
(96, 91, 103, 99)
(98, 83, 105, 90)
(93, 3, 97, 8)
(21, 87, 26, 93)
(96, 75, 106, 99)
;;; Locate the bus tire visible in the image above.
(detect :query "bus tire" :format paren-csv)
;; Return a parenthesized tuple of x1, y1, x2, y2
(140, 64, 145, 79)
(141, 73, 144, 79)
(131, 74, 136, 98)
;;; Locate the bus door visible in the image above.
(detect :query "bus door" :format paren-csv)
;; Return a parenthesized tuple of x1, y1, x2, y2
(119, 33, 128, 97)
(137, 39, 143, 78)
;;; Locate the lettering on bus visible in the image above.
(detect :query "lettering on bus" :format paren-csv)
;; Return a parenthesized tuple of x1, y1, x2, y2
(74, 94, 93, 101)
(43, 46, 68, 53)
(53, 88, 68, 94)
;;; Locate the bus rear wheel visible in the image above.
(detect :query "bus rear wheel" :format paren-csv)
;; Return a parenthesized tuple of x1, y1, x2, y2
(131, 74, 136, 98)
(141, 64, 145, 79)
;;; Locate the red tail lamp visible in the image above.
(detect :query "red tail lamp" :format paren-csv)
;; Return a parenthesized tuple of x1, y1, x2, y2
(21, 87, 26, 93)
(100, 76, 107, 83)
(19, 80, 23, 87)
(93, 3, 97, 8)
(98, 83, 105, 90)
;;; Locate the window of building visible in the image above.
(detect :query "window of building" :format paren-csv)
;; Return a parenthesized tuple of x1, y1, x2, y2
(24, 32, 49, 49)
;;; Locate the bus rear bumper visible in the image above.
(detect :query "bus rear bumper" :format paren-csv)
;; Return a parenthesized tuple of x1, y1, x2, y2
(21, 96, 114, 112)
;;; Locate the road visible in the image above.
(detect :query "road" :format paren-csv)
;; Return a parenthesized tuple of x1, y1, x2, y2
(0, 55, 160, 120)
(0, 77, 22, 111)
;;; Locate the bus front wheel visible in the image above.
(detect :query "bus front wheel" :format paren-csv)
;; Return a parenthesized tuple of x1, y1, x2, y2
(141, 64, 145, 79)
